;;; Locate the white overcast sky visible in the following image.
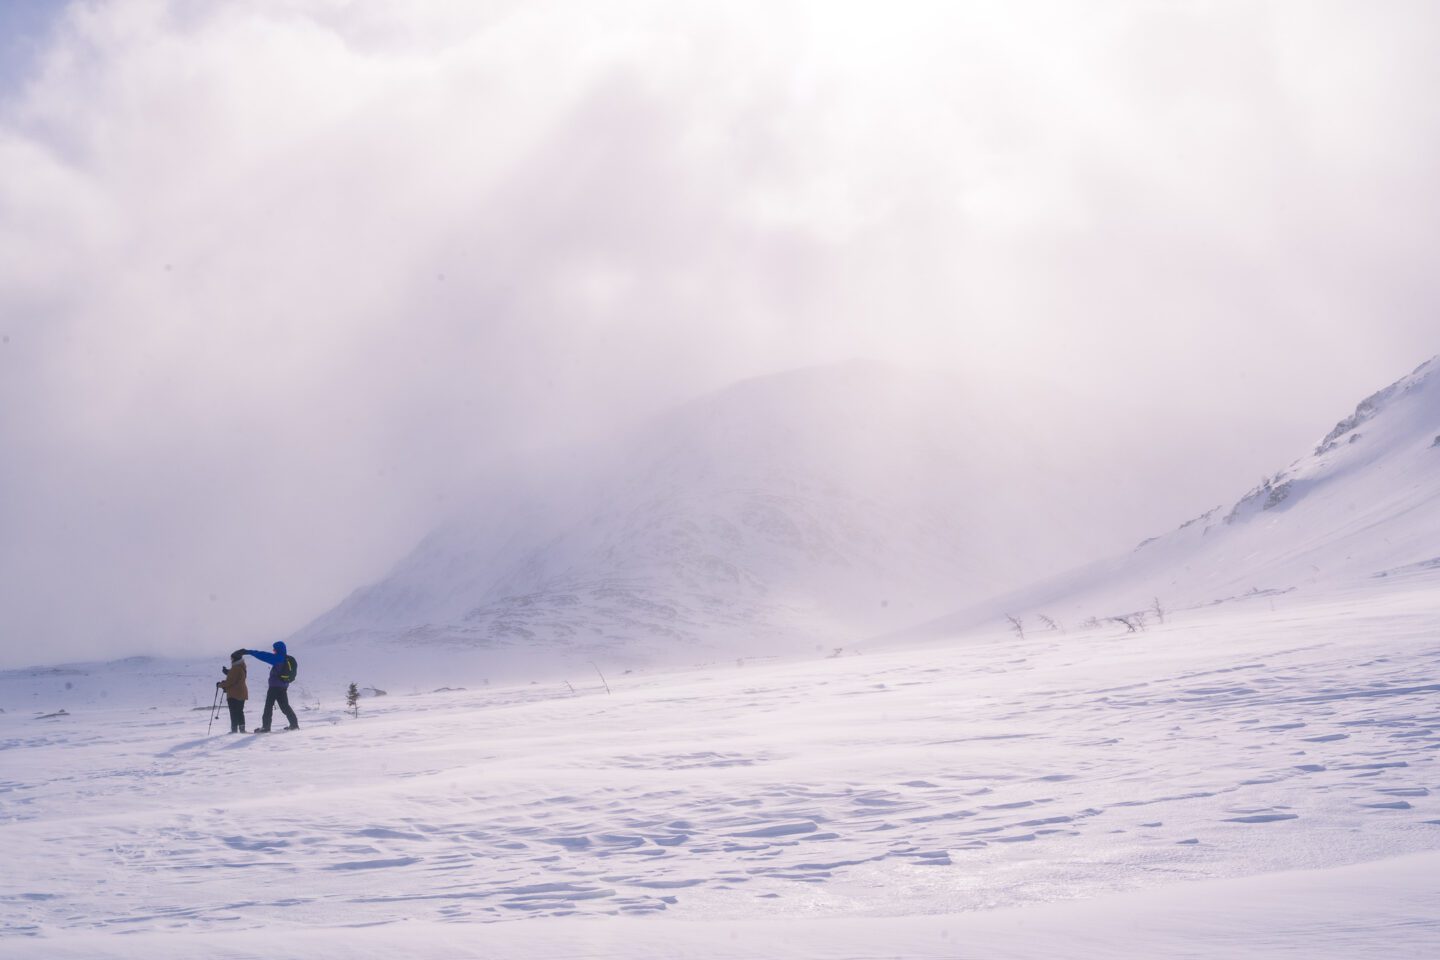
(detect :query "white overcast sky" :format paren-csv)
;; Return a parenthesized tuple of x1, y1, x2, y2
(1, 0, 1436, 667)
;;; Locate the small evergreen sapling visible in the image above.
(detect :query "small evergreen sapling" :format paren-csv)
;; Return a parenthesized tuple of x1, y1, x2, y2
(346, 681, 359, 718)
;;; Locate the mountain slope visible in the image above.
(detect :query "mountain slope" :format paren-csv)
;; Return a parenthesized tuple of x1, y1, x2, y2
(291, 362, 1119, 663)
(914, 356, 1440, 634)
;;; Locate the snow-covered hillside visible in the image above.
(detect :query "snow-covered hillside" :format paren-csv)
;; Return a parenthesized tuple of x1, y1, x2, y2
(292, 362, 1118, 665)
(915, 357, 1440, 636)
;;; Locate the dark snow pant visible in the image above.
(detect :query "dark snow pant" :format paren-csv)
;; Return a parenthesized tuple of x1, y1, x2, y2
(262, 687, 299, 730)
(227, 697, 246, 732)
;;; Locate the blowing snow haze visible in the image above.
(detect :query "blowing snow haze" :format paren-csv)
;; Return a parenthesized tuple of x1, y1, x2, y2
(7, 6, 1440, 955)
(292, 362, 1130, 663)
(1, 1, 1439, 668)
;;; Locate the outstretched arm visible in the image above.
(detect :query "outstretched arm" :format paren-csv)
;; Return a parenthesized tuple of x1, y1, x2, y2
(245, 649, 282, 665)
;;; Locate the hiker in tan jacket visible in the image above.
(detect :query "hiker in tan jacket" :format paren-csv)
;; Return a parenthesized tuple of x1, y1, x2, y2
(216, 650, 249, 733)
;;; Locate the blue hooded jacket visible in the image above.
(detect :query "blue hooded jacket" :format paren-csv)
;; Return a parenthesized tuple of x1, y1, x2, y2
(245, 642, 291, 689)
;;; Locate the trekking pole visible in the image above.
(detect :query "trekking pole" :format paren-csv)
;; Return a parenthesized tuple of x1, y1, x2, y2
(207, 685, 221, 735)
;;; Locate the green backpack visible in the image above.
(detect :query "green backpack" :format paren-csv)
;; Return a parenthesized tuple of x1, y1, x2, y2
(278, 655, 298, 683)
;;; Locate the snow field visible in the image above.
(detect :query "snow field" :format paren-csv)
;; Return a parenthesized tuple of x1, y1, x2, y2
(5, 851, 1438, 960)
(2, 576, 1439, 956)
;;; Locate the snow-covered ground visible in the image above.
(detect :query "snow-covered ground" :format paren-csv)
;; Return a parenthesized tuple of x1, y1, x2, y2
(4, 572, 1438, 957)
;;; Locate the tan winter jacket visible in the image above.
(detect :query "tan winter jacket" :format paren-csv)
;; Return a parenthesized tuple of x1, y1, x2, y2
(219, 659, 249, 701)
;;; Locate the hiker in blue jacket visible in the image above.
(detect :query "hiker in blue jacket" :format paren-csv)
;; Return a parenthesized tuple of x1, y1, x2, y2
(244, 641, 299, 732)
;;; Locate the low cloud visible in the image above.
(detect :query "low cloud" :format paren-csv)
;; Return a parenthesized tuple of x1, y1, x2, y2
(1, 0, 1437, 666)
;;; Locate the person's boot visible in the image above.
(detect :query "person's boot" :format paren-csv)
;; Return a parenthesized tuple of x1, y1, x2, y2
(285, 722, 300, 730)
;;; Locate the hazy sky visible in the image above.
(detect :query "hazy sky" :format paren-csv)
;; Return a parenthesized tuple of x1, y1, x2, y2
(1, 0, 1437, 668)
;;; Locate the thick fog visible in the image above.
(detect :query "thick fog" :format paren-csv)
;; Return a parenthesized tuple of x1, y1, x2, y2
(1, 1, 1437, 669)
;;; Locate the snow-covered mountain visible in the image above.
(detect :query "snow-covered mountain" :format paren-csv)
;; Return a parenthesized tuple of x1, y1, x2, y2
(290, 362, 1116, 664)
(11, 362, 1440, 960)
(916, 356, 1440, 634)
